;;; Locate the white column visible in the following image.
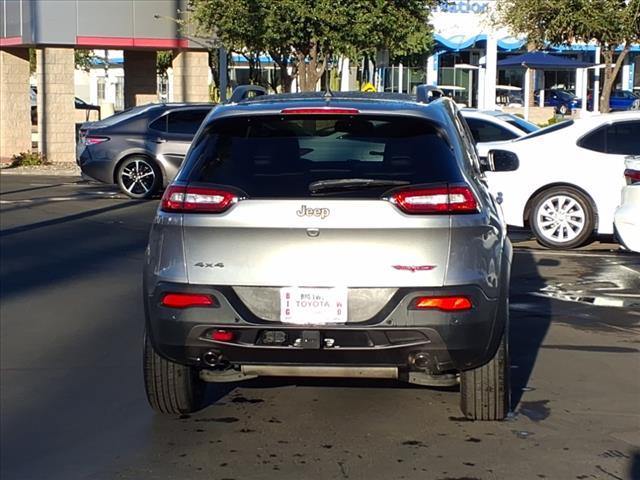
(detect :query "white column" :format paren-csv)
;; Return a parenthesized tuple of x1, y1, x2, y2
(484, 36, 498, 110)
(469, 69, 474, 107)
(524, 67, 531, 121)
(426, 54, 438, 86)
(478, 63, 486, 110)
(575, 67, 584, 99)
(576, 66, 584, 96)
(339, 57, 350, 91)
(593, 46, 601, 113)
(622, 57, 631, 90)
(168, 67, 174, 101)
(398, 62, 404, 93)
(578, 68, 589, 116)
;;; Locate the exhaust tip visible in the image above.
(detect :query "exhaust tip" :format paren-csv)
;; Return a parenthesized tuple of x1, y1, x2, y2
(410, 352, 432, 370)
(202, 350, 221, 367)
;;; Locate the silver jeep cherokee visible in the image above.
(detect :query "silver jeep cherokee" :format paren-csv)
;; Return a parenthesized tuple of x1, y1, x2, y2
(143, 87, 518, 420)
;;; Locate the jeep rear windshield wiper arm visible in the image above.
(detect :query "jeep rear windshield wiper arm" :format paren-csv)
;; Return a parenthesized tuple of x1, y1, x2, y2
(309, 178, 410, 193)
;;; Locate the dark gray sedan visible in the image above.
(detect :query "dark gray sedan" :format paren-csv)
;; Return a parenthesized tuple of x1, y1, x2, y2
(77, 103, 213, 198)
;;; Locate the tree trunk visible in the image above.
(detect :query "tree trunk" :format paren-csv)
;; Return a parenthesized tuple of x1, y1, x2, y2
(528, 69, 536, 107)
(270, 51, 295, 93)
(526, 41, 536, 107)
(295, 42, 327, 92)
(599, 44, 630, 113)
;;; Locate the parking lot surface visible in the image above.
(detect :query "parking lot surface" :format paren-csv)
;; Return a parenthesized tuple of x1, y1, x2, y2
(1, 175, 639, 480)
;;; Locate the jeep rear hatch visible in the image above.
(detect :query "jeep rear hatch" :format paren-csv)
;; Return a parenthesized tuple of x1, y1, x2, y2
(174, 114, 472, 288)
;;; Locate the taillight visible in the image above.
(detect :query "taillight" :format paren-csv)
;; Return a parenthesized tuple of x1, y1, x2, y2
(412, 296, 472, 311)
(84, 136, 109, 145)
(280, 107, 360, 115)
(161, 185, 239, 213)
(624, 169, 640, 184)
(211, 330, 234, 342)
(161, 293, 216, 308)
(389, 185, 478, 214)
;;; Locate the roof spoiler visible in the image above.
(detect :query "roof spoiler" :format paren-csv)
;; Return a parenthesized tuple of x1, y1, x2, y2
(416, 85, 444, 104)
(228, 85, 267, 103)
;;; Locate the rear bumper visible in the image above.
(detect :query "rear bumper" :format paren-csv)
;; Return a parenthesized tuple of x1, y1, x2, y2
(77, 147, 114, 184)
(614, 203, 640, 252)
(145, 283, 506, 374)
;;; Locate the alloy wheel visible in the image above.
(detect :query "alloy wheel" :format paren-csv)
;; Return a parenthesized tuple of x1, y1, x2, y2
(535, 194, 586, 244)
(120, 159, 156, 196)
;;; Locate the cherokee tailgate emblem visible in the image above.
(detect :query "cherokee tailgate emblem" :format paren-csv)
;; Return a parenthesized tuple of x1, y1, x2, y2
(392, 265, 437, 272)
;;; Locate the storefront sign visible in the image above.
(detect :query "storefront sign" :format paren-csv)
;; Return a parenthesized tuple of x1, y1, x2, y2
(437, 1, 491, 14)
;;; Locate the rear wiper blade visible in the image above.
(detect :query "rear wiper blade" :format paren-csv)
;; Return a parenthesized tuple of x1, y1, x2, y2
(309, 178, 410, 193)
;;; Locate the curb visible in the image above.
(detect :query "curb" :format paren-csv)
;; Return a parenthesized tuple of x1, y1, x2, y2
(0, 165, 81, 177)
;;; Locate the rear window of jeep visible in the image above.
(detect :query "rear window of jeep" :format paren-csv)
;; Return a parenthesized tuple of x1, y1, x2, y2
(184, 115, 461, 198)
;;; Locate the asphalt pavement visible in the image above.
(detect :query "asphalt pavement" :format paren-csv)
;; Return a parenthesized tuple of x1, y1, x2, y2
(1, 174, 639, 480)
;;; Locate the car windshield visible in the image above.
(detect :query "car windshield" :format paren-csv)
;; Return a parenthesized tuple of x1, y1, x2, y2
(554, 90, 575, 100)
(185, 114, 461, 198)
(515, 119, 574, 141)
(92, 104, 159, 127)
(501, 115, 539, 134)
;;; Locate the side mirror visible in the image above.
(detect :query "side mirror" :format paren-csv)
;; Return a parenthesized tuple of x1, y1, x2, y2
(485, 149, 519, 172)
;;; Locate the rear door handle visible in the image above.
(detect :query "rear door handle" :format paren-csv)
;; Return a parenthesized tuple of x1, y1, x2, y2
(153, 137, 167, 144)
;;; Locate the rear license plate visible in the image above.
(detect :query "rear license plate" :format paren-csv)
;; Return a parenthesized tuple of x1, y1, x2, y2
(280, 287, 347, 325)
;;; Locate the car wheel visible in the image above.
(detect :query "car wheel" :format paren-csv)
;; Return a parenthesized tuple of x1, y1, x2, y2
(558, 104, 568, 115)
(117, 156, 161, 199)
(529, 187, 595, 249)
(460, 327, 509, 421)
(143, 333, 206, 414)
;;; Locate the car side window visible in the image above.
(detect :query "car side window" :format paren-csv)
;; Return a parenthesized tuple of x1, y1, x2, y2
(167, 109, 210, 135)
(455, 112, 482, 174)
(579, 121, 640, 155)
(465, 117, 519, 143)
(605, 121, 640, 155)
(149, 116, 167, 132)
(578, 127, 606, 153)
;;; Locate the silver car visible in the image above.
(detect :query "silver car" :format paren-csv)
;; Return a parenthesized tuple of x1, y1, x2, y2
(143, 87, 518, 420)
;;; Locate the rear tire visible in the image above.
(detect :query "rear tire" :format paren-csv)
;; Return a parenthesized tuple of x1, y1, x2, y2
(460, 330, 509, 421)
(143, 333, 206, 414)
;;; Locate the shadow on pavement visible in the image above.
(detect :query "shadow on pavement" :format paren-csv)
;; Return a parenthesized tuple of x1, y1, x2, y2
(0, 198, 156, 479)
(0, 183, 66, 196)
(0, 200, 153, 299)
(509, 249, 555, 410)
(0, 200, 141, 238)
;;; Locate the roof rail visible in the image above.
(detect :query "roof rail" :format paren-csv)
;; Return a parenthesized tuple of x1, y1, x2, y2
(416, 85, 444, 104)
(228, 85, 268, 103)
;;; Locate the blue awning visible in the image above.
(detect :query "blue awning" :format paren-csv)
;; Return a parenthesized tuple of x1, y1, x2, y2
(497, 52, 594, 69)
(434, 33, 486, 51)
(497, 37, 526, 51)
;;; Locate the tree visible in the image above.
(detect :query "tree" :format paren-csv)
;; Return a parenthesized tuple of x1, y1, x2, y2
(156, 50, 174, 77)
(29, 48, 96, 74)
(188, 0, 439, 92)
(494, 0, 640, 112)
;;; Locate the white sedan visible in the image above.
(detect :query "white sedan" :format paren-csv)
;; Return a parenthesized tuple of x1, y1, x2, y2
(614, 156, 640, 252)
(483, 111, 640, 249)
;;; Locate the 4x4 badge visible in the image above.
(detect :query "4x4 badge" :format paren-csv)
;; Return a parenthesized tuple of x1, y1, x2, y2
(194, 262, 224, 268)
